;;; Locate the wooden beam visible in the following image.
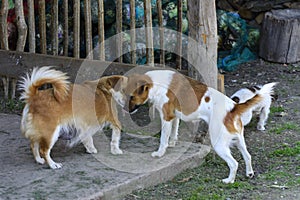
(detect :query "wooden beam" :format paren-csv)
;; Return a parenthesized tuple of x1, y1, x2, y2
(156, 0, 165, 66)
(51, 0, 59, 55)
(38, 0, 46, 54)
(116, 0, 123, 63)
(84, 0, 93, 59)
(28, 0, 36, 53)
(0, 0, 9, 50)
(176, 0, 183, 70)
(130, 0, 136, 64)
(15, 0, 28, 52)
(144, 0, 154, 66)
(98, 0, 105, 61)
(73, 0, 80, 58)
(63, 0, 69, 57)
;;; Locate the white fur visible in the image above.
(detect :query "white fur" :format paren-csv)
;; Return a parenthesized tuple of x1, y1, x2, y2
(136, 70, 275, 183)
(231, 82, 277, 130)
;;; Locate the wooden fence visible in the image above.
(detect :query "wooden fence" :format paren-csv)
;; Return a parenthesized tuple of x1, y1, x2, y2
(0, 0, 219, 98)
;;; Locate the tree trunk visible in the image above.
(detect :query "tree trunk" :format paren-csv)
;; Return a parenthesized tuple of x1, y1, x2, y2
(0, 0, 9, 50)
(187, 0, 218, 89)
(259, 9, 300, 63)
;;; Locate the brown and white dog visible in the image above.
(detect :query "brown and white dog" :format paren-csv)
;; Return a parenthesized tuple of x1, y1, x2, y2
(230, 83, 278, 131)
(19, 66, 127, 169)
(120, 70, 277, 183)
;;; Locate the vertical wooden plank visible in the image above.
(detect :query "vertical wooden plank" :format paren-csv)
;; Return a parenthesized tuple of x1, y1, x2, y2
(51, 0, 59, 55)
(28, 0, 35, 53)
(130, 0, 136, 64)
(156, 0, 164, 65)
(39, 0, 46, 54)
(84, 0, 93, 59)
(143, 0, 154, 66)
(116, 0, 123, 63)
(176, 0, 182, 70)
(73, 0, 80, 58)
(63, 0, 69, 57)
(98, 0, 105, 60)
(15, 0, 28, 52)
(187, 0, 218, 89)
(0, 0, 9, 50)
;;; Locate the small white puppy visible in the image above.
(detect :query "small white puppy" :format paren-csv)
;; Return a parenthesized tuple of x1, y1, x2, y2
(231, 83, 278, 130)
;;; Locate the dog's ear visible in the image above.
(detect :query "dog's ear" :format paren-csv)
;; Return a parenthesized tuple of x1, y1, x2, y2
(99, 75, 127, 91)
(136, 80, 150, 95)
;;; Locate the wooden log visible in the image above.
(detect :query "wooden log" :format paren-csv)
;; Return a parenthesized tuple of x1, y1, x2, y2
(28, 0, 36, 53)
(156, 0, 165, 66)
(15, 0, 28, 52)
(63, 0, 69, 57)
(98, 0, 105, 61)
(187, 0, 218, 89)
(84, 0, 93, 59)
(130, 0, 136, 64)
(51, 0, 59, 55)
(73, 0, 80, 58)
(259, 9, 300, 63)
(0, 0, 9, 50)
(116, 0, 123, 63)
(38, 0, 46, 54)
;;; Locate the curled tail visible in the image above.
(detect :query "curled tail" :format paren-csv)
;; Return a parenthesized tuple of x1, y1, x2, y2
(232, 82, 278, 116)
(19, 66, 70, 102)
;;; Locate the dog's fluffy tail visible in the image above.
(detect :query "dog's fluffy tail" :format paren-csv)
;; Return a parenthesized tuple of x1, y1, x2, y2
(19, 66, 70, 102)
(231, 82, 278, 116)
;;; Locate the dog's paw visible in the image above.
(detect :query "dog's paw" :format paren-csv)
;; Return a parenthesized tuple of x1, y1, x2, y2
(36, 157, 45, 165)
(222, 177, 235, 184)
(168, 140, 177, 147)
(49, 162, 62, 169)
(151, 150, 165, 158)
(86, 146, 98, 154)
(246, 171, 255, 178)
(111, 148, 123, 155)
(257, 124, 265, 131)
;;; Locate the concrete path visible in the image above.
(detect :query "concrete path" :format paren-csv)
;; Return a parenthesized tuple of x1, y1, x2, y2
(0, 113, 210, 200)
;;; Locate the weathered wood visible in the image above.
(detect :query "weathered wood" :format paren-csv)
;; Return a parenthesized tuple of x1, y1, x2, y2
(156, 0, 165, 66)
(144, 0, 154, 66)
(84, 0, 93, 59)
(28, 0, 36, 53)
(63, 0, 69, 57)
(0, 0, 9, 50)
(176, 0, 183, 70)
(259, 9, 300, 63)
(130, 0, 136, 64)
(73, 0, 80, 58)
(98, 0, 105, 60)
(15, 0, 28, 52)
(38, 0, 46, 54)
(187, 0, 218, 89)
(51, 0, 59, 55)
(116, 0, 123, 63)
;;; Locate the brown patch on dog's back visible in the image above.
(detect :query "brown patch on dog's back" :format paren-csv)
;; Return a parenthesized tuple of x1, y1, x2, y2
(165, 73, 208, 118)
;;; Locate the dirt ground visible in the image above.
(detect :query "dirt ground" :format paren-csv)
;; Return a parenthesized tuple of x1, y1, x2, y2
(1, 59, 299, 200)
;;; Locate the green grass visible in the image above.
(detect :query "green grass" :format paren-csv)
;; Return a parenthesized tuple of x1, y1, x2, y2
(269, 106, 285, 114)
(270, 141, 300, 157)
(269, 122, 300, 134)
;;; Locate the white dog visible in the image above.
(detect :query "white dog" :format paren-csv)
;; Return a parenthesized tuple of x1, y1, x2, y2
(120, 70, 277, 183)
(231, 83, 277, 130)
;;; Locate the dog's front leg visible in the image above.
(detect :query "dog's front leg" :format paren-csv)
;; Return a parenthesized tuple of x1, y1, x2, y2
(169, 118, 180, 147)
(110, 125, 123, 155)
(152, 119, 173, 157)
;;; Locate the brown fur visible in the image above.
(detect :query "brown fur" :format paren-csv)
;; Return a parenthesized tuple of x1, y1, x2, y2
(224, 94, 262, 133)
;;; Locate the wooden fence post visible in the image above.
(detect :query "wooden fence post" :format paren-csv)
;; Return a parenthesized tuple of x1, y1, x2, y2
(28, 0, 35, 53)
(187, 0, 218, 89)
(0, 0, 9, 50)
(15, 0, 28, 52)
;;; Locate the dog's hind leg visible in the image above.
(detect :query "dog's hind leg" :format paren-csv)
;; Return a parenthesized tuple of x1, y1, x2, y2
(40, 127, 62, 169)
(236, 134, 254, 178)
(82, 135, 98, 154)
(214, 142, 238, 184)
(257, 106, 269, 131)
(169, 118, 180, 147)
(30, 141, 45, 164)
